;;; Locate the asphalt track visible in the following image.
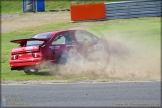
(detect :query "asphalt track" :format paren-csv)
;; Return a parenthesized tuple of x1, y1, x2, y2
(1, 81, 161, 107)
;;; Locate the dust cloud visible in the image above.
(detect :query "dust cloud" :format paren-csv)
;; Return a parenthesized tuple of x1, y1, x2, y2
(41, 30, 161, 81)
(103, 32, 161, 81)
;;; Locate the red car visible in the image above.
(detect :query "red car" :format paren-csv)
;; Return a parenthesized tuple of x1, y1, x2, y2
(9, 30, 111, 74)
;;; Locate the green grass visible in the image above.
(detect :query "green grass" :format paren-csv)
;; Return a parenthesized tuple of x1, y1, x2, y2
(1, 0, 161, 81)
(1, 15, 161, 81)
(1, 0, 124, 14)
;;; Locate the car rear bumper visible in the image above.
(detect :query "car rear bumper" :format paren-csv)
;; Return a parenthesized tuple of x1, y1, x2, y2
(11, 67, 24, 70)
(9, 58, 42, 68)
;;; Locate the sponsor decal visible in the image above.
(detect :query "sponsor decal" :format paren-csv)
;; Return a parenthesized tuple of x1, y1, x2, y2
(49, 46, 60, 49)
(94, 44, 104, 52)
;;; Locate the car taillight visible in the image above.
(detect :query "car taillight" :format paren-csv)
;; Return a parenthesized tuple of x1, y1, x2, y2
(11, 54, 18, 60)
(32, 52, 42, 58)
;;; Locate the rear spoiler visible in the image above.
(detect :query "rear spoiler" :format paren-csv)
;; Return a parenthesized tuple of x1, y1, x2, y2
(10, 38, 49, 44)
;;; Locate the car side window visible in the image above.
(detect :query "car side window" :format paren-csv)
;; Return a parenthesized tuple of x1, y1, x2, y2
(52, 32, 74, 45)
(64, 33, 75, 44)
(52, 34, 65, 45)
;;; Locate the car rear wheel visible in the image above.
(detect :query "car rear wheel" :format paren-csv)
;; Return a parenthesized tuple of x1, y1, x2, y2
(24, 66, 38, 75)
(56, 53, 67, 65)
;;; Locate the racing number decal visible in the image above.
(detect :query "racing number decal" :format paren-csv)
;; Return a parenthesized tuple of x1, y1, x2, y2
(94, 44, 104, 52)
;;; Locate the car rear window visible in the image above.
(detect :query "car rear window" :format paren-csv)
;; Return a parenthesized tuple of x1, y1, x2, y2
(33, 33, 53, 39)
(26, 40, 44, 46)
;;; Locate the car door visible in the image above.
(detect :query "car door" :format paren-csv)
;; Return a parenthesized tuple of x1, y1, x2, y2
(48, 32, 67, 62)
(74, 30, 106, 60)
(49, 31, 77, 62)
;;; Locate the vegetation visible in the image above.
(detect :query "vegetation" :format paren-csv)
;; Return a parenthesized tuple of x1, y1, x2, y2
(1, 0, 125, 13)
(1, 0, 160, 81)
(1, 15, 160, 81)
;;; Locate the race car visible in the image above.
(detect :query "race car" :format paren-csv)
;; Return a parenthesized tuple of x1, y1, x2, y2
(9, 30, 112, 74)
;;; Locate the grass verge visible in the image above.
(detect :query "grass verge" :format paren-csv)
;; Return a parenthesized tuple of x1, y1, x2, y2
(1, 15, 161, 81)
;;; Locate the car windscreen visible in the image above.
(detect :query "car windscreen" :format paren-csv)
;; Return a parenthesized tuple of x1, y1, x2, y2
(26, 40, 44, 46)
(33, 33, 53, 38)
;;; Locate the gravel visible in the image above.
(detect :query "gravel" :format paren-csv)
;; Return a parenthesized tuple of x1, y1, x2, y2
(1, 12, 70, 33)
(1, 13, 20, 20)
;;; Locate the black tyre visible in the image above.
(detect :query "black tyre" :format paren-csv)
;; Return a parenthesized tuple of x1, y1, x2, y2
(24, 66, 38, 75)
(56, 53, 67, 65)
